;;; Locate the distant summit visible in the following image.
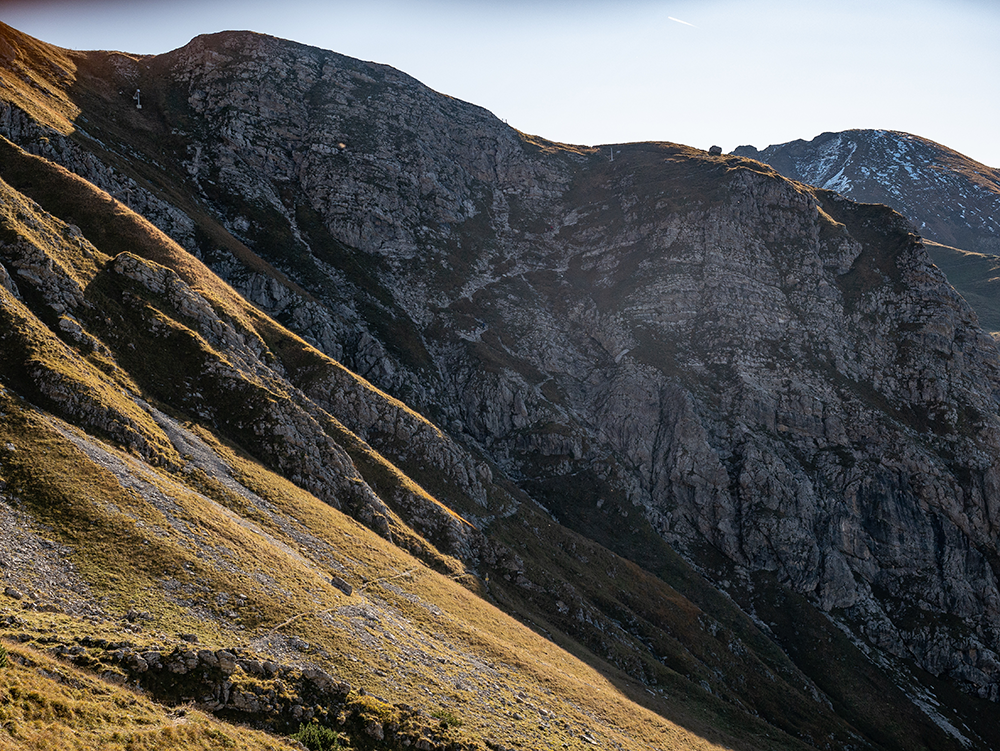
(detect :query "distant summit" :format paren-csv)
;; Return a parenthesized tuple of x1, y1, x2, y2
(733, 129, 1000, 256)
(735, 130, 1000, 333)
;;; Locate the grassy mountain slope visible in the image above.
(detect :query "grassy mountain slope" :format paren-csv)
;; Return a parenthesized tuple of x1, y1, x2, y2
(923, 241, 1000, 335)
(0, 641, 294, 751)
(2, 20, 999, 751)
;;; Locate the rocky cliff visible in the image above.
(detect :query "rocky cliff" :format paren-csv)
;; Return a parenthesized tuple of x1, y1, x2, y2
(3, 21, 1000, 751)
(733, 130, 1000, 333)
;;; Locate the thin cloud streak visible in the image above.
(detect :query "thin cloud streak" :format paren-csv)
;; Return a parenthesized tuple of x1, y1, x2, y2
(667, 16, 696, 27)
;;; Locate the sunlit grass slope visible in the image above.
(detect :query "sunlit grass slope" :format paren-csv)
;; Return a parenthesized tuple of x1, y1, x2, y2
(0, 642, 294, 751)
(0, 385, 742, 751)
(0, 21, 82, 134)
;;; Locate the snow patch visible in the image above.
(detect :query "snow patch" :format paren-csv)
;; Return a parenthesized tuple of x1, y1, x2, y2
(826, 614, 978, 749)
(911, 697, 973, 748)
(801, 135, 859, 194)
(823, 169, 852, 193)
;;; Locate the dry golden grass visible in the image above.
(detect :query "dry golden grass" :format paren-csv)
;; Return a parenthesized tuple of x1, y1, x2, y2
(176, 426, 744, 751)
(0, 177, 108, 287)
(0, 641, 295, 751)
(0, 400, 739, 751)
(0, 285, 176, 466)
(0, 22, 81, 135)
(1, 370, 745, 750)
(516, 130, 597, 157)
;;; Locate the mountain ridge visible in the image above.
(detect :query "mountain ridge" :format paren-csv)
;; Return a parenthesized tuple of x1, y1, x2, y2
(732, 129, 1000, 333)
(2, 21, 1000, 751)
(733, 129, 1000, 254)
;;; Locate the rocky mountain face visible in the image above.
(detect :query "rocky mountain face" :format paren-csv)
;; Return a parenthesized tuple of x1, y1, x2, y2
(3, 22, 1000, 751)
(732, 129, 1000, 255)
(733, 130, 1000, 332)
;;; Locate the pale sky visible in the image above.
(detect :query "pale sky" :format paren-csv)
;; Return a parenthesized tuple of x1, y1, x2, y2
(3, 0, 1000, 167)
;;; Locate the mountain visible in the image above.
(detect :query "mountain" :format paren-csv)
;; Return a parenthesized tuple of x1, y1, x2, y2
(3, 22, 1000, 751)
(733, 130, 1000, 333)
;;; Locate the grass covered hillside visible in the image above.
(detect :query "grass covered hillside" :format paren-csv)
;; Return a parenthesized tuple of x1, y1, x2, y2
(923, 241, 1000, 335)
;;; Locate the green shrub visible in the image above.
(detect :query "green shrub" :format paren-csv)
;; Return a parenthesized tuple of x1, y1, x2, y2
(291, 721, 344, 751)
(430, 708, 463, 728)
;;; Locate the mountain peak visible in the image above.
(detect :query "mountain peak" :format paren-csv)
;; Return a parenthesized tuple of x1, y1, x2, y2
(733, 128, 1000, 253)
(733, 128, 1000, 332)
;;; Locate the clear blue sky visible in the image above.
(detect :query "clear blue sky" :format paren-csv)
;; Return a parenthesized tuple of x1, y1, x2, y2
(4, 0, 1000, 167)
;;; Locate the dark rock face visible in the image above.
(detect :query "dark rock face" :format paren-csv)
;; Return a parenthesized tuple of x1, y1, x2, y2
(4, 23, 1000, 746)
(60, 31, 1000, 689)
(109, 33, 1000, 700)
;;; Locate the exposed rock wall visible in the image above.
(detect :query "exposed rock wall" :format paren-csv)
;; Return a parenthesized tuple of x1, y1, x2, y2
(4, 24, 1000, 710)
(82, 33, 1000, 700)
(171, 52, 1000, 694)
